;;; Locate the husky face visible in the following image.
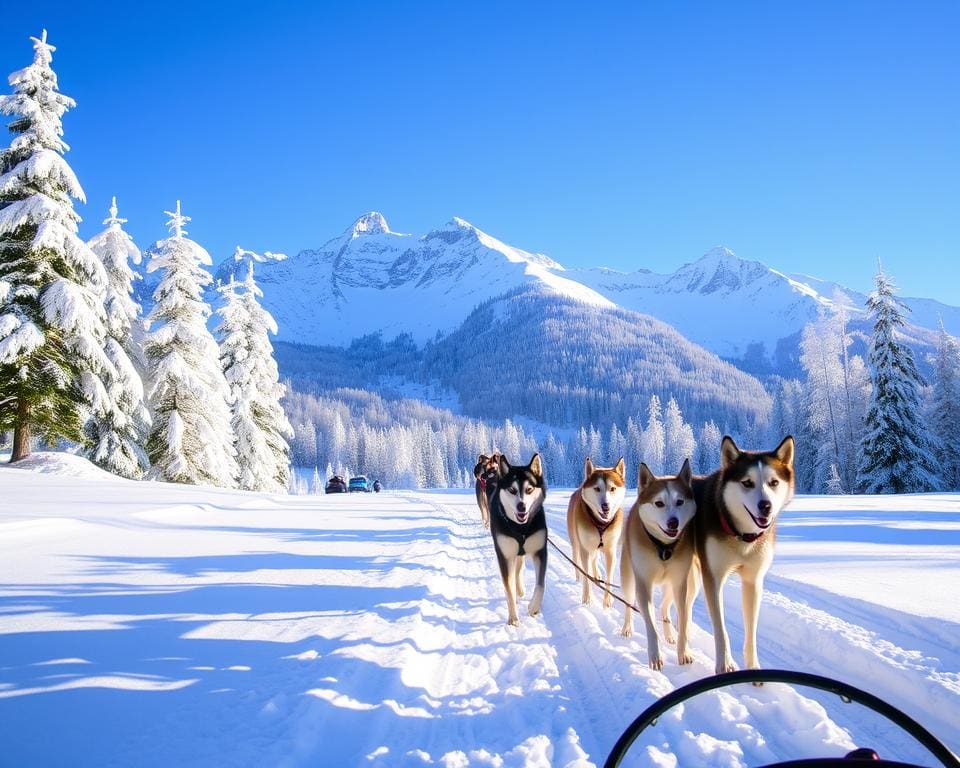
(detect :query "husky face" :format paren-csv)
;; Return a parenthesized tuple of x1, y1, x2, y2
(497, 453, 546, 525)
(580, 457, 627, 524)
(637, 459, 695, 542)
(720, 436, 796, 535)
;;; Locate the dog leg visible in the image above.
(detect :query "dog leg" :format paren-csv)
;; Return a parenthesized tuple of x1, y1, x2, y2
(580, 543, 593, 605)
(674, 573, 693, 665)
(742, 576, 763, 669)
(659, 582, 677, 645)
(619, 541, 636, 637)
(528, 548, 547, 617)
(703, 568, 736, 673)
(496, 551, 520, 626)
(638, 579, 662, 670)
(515, 555, 525, 598)
(602, 544, 615, 609)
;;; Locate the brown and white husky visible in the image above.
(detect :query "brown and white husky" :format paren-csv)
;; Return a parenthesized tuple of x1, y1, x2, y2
(566, 457, 627, 608)
(620, 459, 698, 670)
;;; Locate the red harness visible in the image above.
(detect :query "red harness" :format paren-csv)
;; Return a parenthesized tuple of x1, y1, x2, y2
(719, 506, 764, 543)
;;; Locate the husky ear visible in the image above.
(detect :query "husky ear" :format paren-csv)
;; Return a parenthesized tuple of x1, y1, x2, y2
(529, 453, 543, 478)
(498, 454, 511, 477)
(614, 457, 625, 480)
(720, 436, 740, 471)
(774, 435, 795, 467)
(477, 454, 487, 464)
(638, 463, 654, 492)
(678, 457, 692, 486)
(583, 457, 594, 481)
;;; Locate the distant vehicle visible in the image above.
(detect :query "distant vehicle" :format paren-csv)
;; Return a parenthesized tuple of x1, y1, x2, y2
(372, 480, 382, 493)
(349, 475, 370, 492)
(325, 475, 347, 494)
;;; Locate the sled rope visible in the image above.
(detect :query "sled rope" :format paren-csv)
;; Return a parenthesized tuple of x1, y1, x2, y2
(546, 535, 637, 611)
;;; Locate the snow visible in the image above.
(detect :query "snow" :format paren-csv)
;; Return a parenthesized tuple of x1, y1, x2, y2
(0, 458, 957, 766)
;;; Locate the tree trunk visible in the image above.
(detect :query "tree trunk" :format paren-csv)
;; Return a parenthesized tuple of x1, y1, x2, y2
(10, 398, 30, 462)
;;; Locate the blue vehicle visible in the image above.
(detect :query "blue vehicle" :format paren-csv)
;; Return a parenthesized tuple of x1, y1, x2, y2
(348, 475, 370, 493)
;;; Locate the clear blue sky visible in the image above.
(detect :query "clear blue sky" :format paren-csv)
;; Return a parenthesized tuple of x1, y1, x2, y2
(2, 1, 958, 304)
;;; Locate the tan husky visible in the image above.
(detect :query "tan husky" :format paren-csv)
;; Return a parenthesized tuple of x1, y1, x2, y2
(690, 436, 795, 673)
(620, 459, 697, 670)
(566, 458, 627, 608)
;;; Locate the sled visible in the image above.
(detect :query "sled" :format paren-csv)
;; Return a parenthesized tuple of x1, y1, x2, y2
(604, 669, 960, 768)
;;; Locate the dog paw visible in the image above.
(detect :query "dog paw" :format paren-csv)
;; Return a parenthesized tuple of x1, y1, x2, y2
(648, 655, 664, 671)
(507, 616, 520, 627)
(603, 596, 613, 609)
(517, 585, 525, 598)
(663, 626, 677, 645)
(678, 651, 694, 665)
(716, 659, 738, 674)
(619, 626, 633, 638)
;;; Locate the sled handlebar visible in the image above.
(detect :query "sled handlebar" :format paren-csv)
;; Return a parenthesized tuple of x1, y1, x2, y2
(604, 669, 959, 768)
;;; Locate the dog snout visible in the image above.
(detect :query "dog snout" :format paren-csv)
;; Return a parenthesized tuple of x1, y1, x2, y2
(666, 516, 679, 531)
(600, 502, 610, 513)
(517, 501, 526, 513)
(757, 499, 772, 516)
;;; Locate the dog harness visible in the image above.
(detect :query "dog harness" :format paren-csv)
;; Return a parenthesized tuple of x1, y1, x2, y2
(642, 524, 682, 561)
(496, 505, 541, 556)
(718, 506, 764, 543)
(588, 510, 617, 549)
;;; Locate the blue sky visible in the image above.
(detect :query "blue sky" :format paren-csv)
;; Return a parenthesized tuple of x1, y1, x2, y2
(2, 1, 958, 304)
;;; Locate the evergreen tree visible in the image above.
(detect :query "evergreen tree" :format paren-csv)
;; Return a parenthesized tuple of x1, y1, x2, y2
(696, 420, 722, 474)
(311, 466, 322, 494)
(929, 322, 960, 489)
(856, 265, 939, 493)
(663, 396, 695, 471)
(641, 395, 665, 474)
(0, 31, 112, 462)
(216, 259, 293, 492)
(143, 201, 237, 486)
(84, 197, 150, 477)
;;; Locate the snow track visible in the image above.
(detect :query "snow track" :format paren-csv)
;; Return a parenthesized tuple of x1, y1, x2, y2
(0, 467, 957, 767)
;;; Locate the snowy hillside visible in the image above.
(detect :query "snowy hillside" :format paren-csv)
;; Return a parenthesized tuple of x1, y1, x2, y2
(1, 458, 957, 766)
(207, 213, 613, 347)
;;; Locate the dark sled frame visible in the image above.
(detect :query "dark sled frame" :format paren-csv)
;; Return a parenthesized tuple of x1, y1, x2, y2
(604, 669, 960, 768)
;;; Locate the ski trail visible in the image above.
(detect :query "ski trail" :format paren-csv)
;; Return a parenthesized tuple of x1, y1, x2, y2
(539, 499, 864, 767)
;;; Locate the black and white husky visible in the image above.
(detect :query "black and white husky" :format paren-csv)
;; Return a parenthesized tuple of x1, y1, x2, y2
(690, 436, 796, 673)
(489, 453, 548, 626)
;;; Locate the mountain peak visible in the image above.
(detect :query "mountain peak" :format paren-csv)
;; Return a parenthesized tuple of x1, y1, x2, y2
(700, 246, 739, 263)
(348, 212, 390, 236)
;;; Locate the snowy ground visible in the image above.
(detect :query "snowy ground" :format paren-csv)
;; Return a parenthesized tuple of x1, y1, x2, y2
(0, 455, 957, 767)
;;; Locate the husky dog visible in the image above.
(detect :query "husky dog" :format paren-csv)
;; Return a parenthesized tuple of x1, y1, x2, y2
(566, 457, 626, 608)
(691, 436, 795, 673)
(620, 459, 697, 669)
(489, 453, 548, 626)
(473, 452, 500, 528)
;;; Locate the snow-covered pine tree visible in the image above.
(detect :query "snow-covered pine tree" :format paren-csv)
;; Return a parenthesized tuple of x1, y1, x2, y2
(0, 30, 113, 462)
(143, 201, 237, 486)
(216, 259, 293, 492)
(856, 265, 939, 493)
(929, 322, 960, 490)
(84, 197, 150, 477)
(641, 395, 665, 474)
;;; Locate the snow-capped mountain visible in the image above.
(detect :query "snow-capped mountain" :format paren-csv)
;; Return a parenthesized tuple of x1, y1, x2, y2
(215, 212, 613, 346)
(570, 247, 960, 370)
(211, 213, 960, 368)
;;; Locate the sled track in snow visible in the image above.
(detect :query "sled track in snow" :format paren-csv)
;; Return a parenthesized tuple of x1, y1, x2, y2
(415, 492, 960, 766)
